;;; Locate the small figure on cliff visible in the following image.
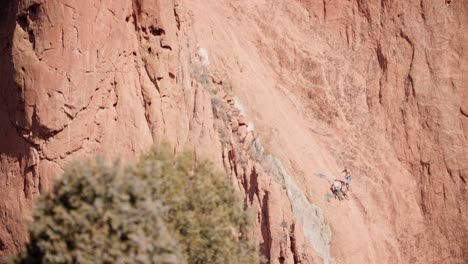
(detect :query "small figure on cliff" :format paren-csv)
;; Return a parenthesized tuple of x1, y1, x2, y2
(340, 183, 349, 200)
(342, 168, 351, 191)
(330, 180, 345, 201)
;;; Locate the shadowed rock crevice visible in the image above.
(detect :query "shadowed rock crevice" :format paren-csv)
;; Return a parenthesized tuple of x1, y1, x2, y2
(0, 0, 40, 256)
(16, 2, 42, 53)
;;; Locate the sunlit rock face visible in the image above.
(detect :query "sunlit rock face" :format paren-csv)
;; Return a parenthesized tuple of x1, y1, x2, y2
(0, 1, 466, 263)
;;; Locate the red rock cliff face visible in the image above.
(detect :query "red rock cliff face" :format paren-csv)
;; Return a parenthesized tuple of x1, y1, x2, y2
(0, 0, 467, 263)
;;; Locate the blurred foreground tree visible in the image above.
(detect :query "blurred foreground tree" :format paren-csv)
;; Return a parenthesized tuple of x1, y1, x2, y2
(134, 145, 258, 263)
(12, 144, 258, 264)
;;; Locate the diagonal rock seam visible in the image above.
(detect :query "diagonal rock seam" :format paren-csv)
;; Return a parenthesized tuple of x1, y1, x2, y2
(267, 157, 333, 264)
(191, 56, 334, 263)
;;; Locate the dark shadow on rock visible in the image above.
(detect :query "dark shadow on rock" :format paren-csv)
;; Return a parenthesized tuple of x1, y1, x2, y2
(0, 0, 37, 257)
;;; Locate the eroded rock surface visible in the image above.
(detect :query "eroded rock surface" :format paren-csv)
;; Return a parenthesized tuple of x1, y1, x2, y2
(0, 0, 467, 263)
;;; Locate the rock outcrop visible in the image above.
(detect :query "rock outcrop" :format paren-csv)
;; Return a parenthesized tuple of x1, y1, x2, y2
(0, 0, 467, 263)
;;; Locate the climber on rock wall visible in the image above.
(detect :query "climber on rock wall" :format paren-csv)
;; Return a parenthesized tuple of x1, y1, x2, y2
(340, 183, 349, 200)
(342, 168, 352, 191)
(330, 179, 344, 201)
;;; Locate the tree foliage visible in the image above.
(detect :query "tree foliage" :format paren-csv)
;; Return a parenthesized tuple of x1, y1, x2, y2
(12, 145, 258, 264)
(13, 159, 182, 264)
(134, 145, 258, 264)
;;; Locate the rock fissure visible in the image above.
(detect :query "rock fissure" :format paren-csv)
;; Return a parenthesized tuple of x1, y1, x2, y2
(192, 58, 333, 262)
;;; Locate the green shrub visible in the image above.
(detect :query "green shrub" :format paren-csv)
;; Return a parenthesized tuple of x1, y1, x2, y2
(133, 144, 259, 264)
(12, 160, 183, 264)
(13, 145, 259, 263)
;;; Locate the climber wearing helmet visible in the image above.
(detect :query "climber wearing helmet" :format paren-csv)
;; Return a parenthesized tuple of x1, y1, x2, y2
(330, 179, 344, 201)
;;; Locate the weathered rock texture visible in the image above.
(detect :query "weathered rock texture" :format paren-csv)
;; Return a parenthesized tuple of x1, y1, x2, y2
(0, 0, 467, 263)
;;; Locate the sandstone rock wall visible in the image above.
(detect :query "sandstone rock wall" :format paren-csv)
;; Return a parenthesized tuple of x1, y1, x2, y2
(182, 0, 467, 262)
(1, 0, 467, 263)
(0, 0, 217, 256)
(0, 0, 319, 262)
